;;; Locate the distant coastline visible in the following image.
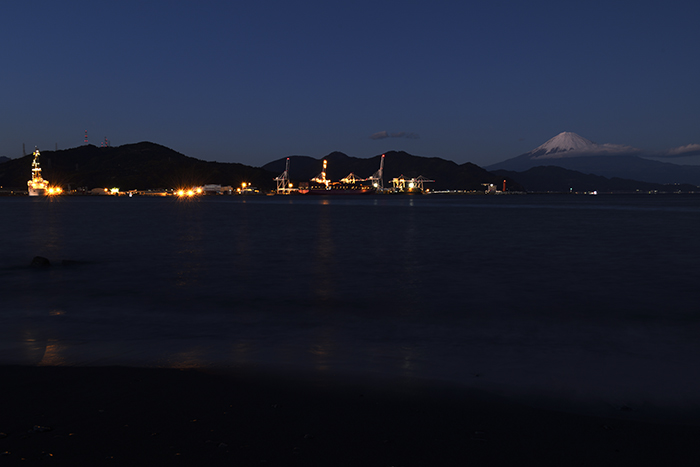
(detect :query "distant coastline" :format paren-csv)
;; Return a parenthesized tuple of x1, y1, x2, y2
(1, 141, 698, 195)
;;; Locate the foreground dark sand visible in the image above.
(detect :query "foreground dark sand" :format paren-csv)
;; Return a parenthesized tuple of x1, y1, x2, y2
(1, 365, 699, 466)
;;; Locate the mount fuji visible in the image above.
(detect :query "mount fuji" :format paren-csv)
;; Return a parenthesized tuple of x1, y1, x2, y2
(525, 132, 640, 159)
(486, 132, 700, 186)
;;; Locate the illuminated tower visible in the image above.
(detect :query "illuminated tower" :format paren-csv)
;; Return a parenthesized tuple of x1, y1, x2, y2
(27, 148, 49, 196)
(311, 159, 329, 186)
(84, 130, 88, 144)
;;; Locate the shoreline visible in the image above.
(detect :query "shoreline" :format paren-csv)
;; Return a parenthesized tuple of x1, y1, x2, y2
(2, 365, 700, 466)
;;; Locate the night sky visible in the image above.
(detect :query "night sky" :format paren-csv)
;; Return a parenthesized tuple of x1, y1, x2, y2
(3, 0, 699, 167)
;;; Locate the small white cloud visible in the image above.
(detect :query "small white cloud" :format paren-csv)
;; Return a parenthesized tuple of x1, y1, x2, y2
(661, 144, 700, 158)
(533, 144, 640, 159)
(370, 131, 420, 140)
(370, 131, 390, 140)
(595, 143, 641, 156)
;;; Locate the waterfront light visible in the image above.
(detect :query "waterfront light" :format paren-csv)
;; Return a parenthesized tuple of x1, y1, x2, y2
(46, 186, 63, 195)
(176, 187, 202, 198)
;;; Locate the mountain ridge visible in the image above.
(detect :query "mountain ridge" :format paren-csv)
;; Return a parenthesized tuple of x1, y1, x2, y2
(263, 150, 523, 192)
(486, 132, 700, 185)
(492, 166, 698, 193)
(3, 139, 695, 194)
(529, 131, 640, 159)
(0, 142, 278, 191)
(0, 143, 523, 192)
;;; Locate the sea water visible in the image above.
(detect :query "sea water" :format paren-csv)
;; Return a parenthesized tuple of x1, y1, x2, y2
(1, 194, 699, 420)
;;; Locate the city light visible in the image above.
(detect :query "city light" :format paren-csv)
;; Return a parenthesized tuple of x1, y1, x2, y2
(46, 186, 63, 195)
(175, 187, 202, 198)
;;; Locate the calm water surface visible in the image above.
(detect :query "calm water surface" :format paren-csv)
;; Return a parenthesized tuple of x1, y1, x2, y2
(2, 194, 699, 417)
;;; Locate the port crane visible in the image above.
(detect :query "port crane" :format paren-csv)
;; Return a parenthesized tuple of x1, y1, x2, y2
(275, 157, 296, 194)
(391, 174, 434, 192)
(366, 154, 385, 191)
(340, 173, 363, 183)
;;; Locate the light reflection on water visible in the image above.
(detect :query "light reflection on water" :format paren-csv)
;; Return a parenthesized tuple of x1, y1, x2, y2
(230, 341, 253, 366)
(2, 195, 700, 411)
(174, 204, 204, 289)
(38, 339, 68, 366)
(313, 205, 335, 303)
(310, 326, 335, 372)
(166, 347, 207, 369)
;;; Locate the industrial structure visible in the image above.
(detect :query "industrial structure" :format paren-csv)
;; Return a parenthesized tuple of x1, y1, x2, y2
(390, 174, 434, 193)
(275, 153, 437, 194)
(27, 148, 50, 196)
(301, 158, 376, 194)
(482, 179, 507, 194)
(274, 157, 296, 194)
(366, 154, 385, 191)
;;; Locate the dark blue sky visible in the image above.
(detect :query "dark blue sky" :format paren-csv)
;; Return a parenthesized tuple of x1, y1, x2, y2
(3, 0, 699, 167)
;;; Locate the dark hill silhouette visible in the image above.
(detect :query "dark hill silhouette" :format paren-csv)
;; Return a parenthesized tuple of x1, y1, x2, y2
(488, 154, 700, 186)
(0, 142, 277, 191)
(485, 131, 700, 186)
(264, 151, 523, 192)
(492, 166, 698, 193)
(6, 143, 690, 194)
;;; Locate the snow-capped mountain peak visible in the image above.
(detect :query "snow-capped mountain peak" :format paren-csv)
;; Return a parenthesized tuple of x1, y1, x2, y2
(535, 132, 597, 155)
(529, 132, 639, 159)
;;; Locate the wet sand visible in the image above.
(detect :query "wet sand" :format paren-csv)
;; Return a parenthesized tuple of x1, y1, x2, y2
(1, 365, 699, 466)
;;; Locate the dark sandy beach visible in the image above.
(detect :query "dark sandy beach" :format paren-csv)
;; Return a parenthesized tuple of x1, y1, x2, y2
(1, 365, 699, 466)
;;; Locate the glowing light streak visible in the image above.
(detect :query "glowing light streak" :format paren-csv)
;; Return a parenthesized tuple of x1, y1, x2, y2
(175, 186, 203, 198)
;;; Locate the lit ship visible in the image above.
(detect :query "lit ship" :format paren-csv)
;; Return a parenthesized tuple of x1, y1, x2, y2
(27, 148, 49, 196)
